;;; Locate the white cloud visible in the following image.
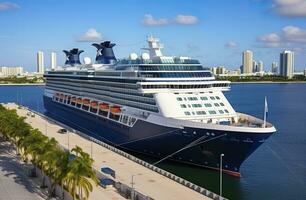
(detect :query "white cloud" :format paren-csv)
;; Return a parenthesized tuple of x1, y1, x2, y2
(257, 33, 281, 43)
(282, 26, 306, 43)
(174, 15, 198, 25)
(0, 2, 20, 11)
(256, 25, 306, 48)
(76, 28, 102, 42)
(273, 0, 306, 17)
(225, 41, 238, 48)
(142, 14, 198, 26)
(142, 14, 169, 26)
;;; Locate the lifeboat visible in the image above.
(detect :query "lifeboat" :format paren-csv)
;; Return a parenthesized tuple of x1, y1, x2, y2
(71, 97, 76, 103)
(110, 105, 121, 113)
(55, 93, 60, 97)
(83, 99, 90, 105)
(99, 103, 109, 110)
(90, 101, 98, 108)
(59, 94, 64, 99)
(76, 98, 83, 104)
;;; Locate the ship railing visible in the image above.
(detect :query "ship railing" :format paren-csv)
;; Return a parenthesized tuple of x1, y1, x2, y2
(26, 106, 227, 200)
(234, 112, 273, 128)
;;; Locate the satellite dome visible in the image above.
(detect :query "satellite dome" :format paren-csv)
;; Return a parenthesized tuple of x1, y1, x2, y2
(83, 57, 92, 65)
(129, 53, 138, 60)
(141, 53, 150, 60)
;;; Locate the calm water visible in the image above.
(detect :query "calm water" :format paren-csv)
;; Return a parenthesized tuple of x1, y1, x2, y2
(0, 84, 305, 200)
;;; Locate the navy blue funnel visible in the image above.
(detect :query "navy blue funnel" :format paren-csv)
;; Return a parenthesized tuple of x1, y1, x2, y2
(92, 41, 117, 64)
(63, 48, 84, 66)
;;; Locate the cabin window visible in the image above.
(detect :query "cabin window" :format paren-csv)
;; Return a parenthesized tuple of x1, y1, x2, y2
(204, 103, 212, 107)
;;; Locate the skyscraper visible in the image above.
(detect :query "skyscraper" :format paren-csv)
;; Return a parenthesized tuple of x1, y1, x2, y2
(252, 60, 257, 73)
(280, 51, 294, 79)
(257, 60, 264, 72)
(51, 52, 57, 70)
(37, 51, 44, 73)
(242, 50, 253, 74)
(271, 62, 278, 74)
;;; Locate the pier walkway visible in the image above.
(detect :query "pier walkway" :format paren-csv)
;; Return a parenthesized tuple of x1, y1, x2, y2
(6, 103, 215, 200)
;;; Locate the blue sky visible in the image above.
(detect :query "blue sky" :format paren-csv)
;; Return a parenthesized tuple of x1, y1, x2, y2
(0, 0, 306, 71)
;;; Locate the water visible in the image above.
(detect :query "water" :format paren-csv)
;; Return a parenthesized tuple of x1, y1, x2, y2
(0, 84, 305, 200)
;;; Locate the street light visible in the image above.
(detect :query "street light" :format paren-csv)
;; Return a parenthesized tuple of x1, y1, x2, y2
(90, 138, 93, 158)
(220, 153, 224, 197)
(67, 130, 70, 151)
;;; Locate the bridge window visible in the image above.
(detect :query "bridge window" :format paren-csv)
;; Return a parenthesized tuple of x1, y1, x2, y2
(184, 111, 191, 116)
(204, 103, 212, 107)
(209, 110, 217, 114)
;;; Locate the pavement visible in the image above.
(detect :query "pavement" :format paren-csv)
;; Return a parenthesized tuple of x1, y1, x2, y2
(0, 138, 47, 200)
(5, 103, 211, 200)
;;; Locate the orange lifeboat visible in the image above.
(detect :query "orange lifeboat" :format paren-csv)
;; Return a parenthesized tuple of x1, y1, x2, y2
(76, 98, 83, 104)
(71, 97, 76, 103)
(99, 103, 109, 110)
(110, 105, 121, 113)
(83, 99, 90, 105)
(90, 101, 98, 108)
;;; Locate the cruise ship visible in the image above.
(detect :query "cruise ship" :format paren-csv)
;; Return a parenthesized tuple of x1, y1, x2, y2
(43, 36, 276, 177)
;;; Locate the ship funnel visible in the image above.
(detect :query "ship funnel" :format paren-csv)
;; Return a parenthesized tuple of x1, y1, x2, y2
(92, 41, 117, 64)
(63, 48, 84, 66)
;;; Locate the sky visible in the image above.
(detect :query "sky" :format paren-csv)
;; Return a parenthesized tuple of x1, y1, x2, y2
(0, 0, 306, 72)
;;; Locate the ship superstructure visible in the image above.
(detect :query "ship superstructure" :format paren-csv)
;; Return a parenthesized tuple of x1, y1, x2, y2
(43, 36, 276, 177)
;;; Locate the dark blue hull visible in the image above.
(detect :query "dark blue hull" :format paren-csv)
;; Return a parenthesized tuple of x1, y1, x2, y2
(43, 96, 273, 177)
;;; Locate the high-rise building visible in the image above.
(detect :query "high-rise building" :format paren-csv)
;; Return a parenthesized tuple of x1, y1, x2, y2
(280, 51, 294, 79)
(271, 62, 278, 74)
(242, 50, 253, 74)
(51, 52, 57, 70)
(252, 60, 257, 73)
(257, 60, 264, 72)
(37, 51, 44, 73)
(0, 66, 24, 77)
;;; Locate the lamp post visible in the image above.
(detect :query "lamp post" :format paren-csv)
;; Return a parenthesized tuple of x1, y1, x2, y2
(220, 153, 224, 197)
(131, 174, 136, 200)
(68, 130, 70, 152)
(90, 139, 93, 158)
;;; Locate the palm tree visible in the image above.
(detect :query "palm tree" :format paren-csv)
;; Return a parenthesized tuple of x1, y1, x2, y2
(0, 105, 98, 200)
(64, 146, 98, 200)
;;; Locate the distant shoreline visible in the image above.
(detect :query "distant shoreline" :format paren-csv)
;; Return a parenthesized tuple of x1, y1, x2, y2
(0, 83, 45, 86)
(231, 81, 306, 84)
(0, 82, 306, 86)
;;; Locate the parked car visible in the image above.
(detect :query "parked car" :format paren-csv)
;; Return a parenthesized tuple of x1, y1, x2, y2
(57, 128, 67, 134)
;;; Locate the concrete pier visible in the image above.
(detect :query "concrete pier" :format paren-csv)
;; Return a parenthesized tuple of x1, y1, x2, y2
(5, 103, 220, 200)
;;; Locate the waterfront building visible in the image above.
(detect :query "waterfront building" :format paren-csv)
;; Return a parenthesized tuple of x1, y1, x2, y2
(51, 52, 57, 70)
(257, 60, 264, 72)
(0, 66, 24, 77)
(211, 67, 217, 75)
(271, 62, 278, 74)
(242, 50, 253, 74)
(252, 60, 257, 73)
(37, 51, 44, 74)
(280, 51, 294, 79)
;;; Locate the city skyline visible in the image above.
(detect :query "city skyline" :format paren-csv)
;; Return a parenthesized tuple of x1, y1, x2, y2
(0, 0, 306, 71)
